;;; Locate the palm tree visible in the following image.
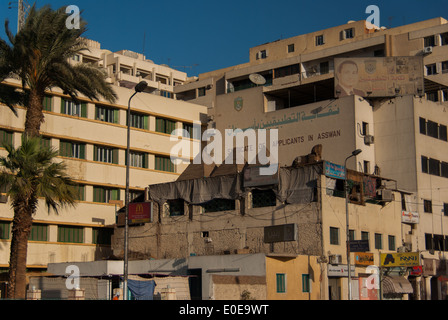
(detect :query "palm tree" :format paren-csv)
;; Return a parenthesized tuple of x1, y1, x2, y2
(0, 4, 117, 137)
(0, 136, 78, 299)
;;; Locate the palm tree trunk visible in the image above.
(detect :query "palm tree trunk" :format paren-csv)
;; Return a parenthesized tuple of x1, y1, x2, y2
(24, 89, 44, 138)
(8, 205, 33, 299)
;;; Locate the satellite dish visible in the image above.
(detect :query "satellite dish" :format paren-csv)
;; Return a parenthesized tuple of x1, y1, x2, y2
(249, 73, 266, 85)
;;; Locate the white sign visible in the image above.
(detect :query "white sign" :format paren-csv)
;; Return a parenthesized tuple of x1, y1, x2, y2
(328, 264, 356, 277)
(401, 210, 419, 224)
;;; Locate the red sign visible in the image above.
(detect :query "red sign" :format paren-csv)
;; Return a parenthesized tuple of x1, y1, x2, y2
(129, 202, 152, 223)
(410, 266, 423, 276)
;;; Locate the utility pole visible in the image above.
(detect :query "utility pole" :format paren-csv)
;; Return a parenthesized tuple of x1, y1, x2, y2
(9, 0, 29, 32)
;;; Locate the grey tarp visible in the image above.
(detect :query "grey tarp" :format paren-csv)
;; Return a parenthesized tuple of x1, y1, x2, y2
(147, 174, 244, 205)
(275, 165, 321, 204)
(147, 164, 321, 205)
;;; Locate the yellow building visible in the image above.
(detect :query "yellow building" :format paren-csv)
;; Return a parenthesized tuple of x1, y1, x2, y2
(0, 38, 207, 293)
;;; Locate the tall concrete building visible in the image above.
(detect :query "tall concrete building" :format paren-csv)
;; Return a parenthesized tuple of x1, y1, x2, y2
(174, 17, 448, 299)
(0, 38, 207, 295)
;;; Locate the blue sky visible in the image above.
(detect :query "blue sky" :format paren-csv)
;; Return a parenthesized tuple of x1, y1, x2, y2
(0, 0, 447, 76)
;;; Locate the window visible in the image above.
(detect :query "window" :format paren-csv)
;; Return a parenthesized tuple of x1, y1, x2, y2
(201, 198, 235, 213)
(362, 122, 370, 136)
(441, 33, 448, 46)
(374, 233, 382, 249)
(442, 162, 448, 178)
(439, 125, 447, 141)
(29, 224, 48, 242)
(349, 230, 356, 241)
(155, 117, 176, 135)
(374, 49, 385, 57)
(426, 91, 438, 102)
(422, 156, 428, 173)
(426, 64, 437, 75)
(302, 274, 311, 293)
(0, 221, 10, 240)
(444, 203, 448, 216)
(43, 95, 53, 111)
(274, 64, 300, 79)
(251, 189, 276, 208)
(95, 105, 119, 124)
(276, 274, 286, 293)
(315, 35, 324, 46)
(427, 120, 439, 138)
(40, 137, 51, 149)
(94, 145, 118, 164)
(74, 184, 85, 201)
(155, 155, 175, 172)
(198, 87, 206, 97)
(424, 35, 436, 47)
(127, 151, 148, 169)
(424, 199, 432, 213)
(160, 90, 173, 99)
(425, 233, 433, 250)
(363, 161, 370, 174)
(256, 50, 267, 60)
(341, 28, 354, 40)
(388, 235, 396, 251)
(61, 98, 87, 117)
(429, 158, 440, 176)
(287, 44, 295, 53)
(0, 129, 13, 147)
(419, 117, 427, 135)
(442, 61, 448, 74)
(320, 61, 329, 74)
(183, 122, 200, 139)
(93, 186, 120, 203)
(361, 231, 369, 241)
(59, 140, 86, 159)
(330, 227, 339, 245)
(92, 227, 113, 245)
(167, 199, 184, 216)
(129, 112, 149, 130)
(58, 225, 83, 243)
(443, 89, 448, 102)
(72, 54, 80, 61)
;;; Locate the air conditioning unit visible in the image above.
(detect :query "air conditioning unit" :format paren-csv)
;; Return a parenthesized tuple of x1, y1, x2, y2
(377, 189, 393, 202)
(329, 254, 342, 265)
(364, 134, 375, 145)
(423, 46, 433, 54)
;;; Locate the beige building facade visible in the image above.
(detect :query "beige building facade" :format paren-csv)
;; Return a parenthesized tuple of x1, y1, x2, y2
(174, 17, 448, 299)
(0, 38, 207, 293)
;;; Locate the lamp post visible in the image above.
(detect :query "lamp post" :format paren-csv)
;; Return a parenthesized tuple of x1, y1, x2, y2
(344, 148, 362, 300)
(123, 81, 147, 300)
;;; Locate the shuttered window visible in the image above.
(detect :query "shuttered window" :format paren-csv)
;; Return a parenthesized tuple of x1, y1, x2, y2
(29, 224, 48, 242)
(59, 140, 86, 159)
(61, 98, 87, 117)
(95, 105, 119, 124)
(94, 145, 118, 164)
(58, 225, 83, 243)
(93, 186, 120, 203)
(0, 221, 11, 240)
(155, 155, 175, 172)
(0, 129, 13, 148)
(155, 117, 176, 134)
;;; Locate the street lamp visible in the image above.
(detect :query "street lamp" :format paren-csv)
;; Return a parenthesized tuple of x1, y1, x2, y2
(344, 148, 362, 300)
(123, 81, 147, 300)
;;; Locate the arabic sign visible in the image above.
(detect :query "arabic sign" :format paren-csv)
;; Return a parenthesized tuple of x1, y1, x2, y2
(324, 161, 345, 179)
(350, 240, 370, 253)
(380, 252, 420, 267)
(401, 210, 419, 224)
(410, 266, 423, 276)
(129, 202, 152, 224)
(354, 252, 374, 266)
(334, 57, 424, 98)
(264, 223, 297, 243)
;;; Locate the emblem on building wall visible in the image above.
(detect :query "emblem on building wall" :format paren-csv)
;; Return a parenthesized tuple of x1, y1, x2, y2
(234, 97, 243, 111)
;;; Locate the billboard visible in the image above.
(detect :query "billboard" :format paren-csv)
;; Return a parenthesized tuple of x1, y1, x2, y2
(334, 57, 424, 98)
(380, 252, 420, 267)
(129, 202, 152, 224)
(264, 223, 297, 243)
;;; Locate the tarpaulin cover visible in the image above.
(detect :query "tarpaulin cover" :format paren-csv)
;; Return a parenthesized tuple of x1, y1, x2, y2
(127, 279, 156, 300)
(147, 165, 321, 205)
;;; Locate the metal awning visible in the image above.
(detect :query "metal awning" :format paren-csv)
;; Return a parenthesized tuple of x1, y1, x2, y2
(382, 276, 413, 294)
